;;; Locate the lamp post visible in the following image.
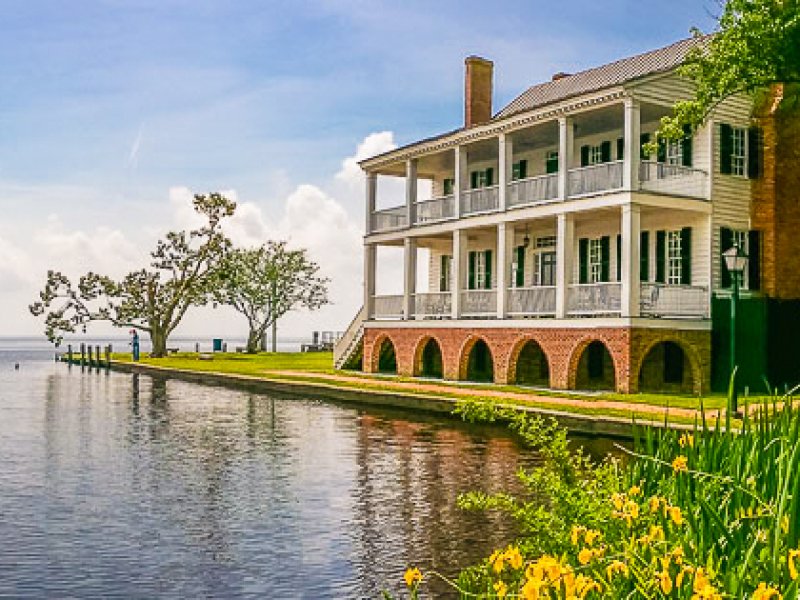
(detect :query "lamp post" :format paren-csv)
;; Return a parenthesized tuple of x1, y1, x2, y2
(723, 245, 749, 415)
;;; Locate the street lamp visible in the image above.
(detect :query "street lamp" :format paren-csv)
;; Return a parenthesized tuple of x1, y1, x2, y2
(723, 245, 749, 415)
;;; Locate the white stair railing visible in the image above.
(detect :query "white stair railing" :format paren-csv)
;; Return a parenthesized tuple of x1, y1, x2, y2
(333, 306, 367, 369)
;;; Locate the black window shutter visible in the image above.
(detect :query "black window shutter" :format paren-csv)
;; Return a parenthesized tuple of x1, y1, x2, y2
(601, 141, 612, 163)
(617, 137, 624, 161)
(682, 125, 693, 167)
(680, 227, 692, 285)
(546, 153, 559, 174)
(443, 178, 454, 195)
(640, 231, 650, 281)
(440, 255, 447, 291)
(470, 171, 479, 189)
(484, 249, 493, 289)
(579, 238, 589, 284)
(655, 230, 666, 283)
(640, 133, 651, 160)
(519, 159, 528, 179)
(720, 124, 733, 175)
(580, 145, 590, 167)
(720, 227, 733, 288)
(616, 234, 622, 282)
(468, 251, 476, 289)
(657, 137, 667, 163)
(748, 126, 763, 179)
(600, 236, 611, 282)
(485, 167, 494, 186)
(515, 246, 525, 287)
(748, 230, 761, 291)
(512, 162, 520, 181)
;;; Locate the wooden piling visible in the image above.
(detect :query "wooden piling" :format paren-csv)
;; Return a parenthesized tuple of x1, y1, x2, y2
(68, 344, 73, 366)
(96, 345, 101, 370)
(80, 343, 86, 368)
(104, 345, 111, 369)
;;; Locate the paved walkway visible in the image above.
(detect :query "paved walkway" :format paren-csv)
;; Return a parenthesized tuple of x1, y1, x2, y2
(268, 370, 712, 420)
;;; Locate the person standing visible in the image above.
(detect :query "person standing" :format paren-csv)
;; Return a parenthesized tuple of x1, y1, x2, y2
(130, 329, 140, 362)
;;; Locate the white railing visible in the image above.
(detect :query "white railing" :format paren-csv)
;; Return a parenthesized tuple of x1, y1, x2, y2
(568, 161, 624, 197)
(639, 161, 709, 200)
(640, 284, 709, 318)
(370, 206, 407, 233)
(567, 283, 622, 315)
(507, 174, 559, 208)
(461, 186, 499, 215)
(507, 286, 557, 316)
(461, 290, 497, 316)
(333, 306, 367, 369)
(414, 292, 452, 319)
(414, 195, 455, 224)
(372, 295, 404, 319)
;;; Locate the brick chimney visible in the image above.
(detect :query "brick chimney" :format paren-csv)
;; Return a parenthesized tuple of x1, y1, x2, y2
(464, 56, 493, 128)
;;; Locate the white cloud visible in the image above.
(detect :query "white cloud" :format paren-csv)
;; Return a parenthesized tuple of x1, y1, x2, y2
(335, 130, 396, 188)
(0, 236, 34, 292)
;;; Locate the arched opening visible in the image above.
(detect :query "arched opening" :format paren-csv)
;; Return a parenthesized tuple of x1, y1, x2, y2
(377, 338, 397, 374)
(514, 340, 550, 387)
(465, 339, 494, 383)
(575, 341, 616, 391)
(638, 341, 695, 393)
(419, 338, 443, 379)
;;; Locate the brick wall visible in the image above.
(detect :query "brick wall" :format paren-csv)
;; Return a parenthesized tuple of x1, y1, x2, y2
(363, 325, 711, 395)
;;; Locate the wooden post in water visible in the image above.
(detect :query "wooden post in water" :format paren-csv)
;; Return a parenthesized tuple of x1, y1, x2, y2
(80, 343, 86, 368)
(104, 345, 111, 369)
(195, 342, 200, 354)
(88, 345, 94, 368)
(96, 345, 101, 370)
(67, 344, 73, 367)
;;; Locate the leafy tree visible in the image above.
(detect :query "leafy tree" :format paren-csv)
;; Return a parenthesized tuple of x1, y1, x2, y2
(30, 193, 236, 357)
(659, 0, 800, 139)
(214, 241, 330, 353)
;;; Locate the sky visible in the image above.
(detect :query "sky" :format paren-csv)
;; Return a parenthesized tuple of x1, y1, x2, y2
(0, 0, 719, 342)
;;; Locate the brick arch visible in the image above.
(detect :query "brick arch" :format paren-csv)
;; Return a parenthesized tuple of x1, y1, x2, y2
(567, 336, 621, 391)
(412, 334, 445, 378)
(633, 336, 705, 396)
(506, 335, 552, 386)
(457, 334, 496, 382)
(367, 332, 398, 374)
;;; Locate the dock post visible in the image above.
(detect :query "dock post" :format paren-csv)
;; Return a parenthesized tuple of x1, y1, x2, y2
(195, 342, 200, 354)
(96, 345, 101, 370)
(88, 345, 94, 368)
(80, 343, 86, 369)
(104, 345, 111, 370)
(68, 344, 73, 367)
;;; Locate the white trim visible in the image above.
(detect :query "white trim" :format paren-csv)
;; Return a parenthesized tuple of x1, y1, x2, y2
(364, 317, 711, 331)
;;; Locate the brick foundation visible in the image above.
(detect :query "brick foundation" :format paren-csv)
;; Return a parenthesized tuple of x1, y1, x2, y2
(363, 325, 711, 395)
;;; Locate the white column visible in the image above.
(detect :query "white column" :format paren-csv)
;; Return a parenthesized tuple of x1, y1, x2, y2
(454, 146, 467, 219)
(621, 204, 641, 317)
(498, 134, 512, 212)
(403, 237, 417, 320)
(496, 222, 510, 319)
(558, 116, 574, 201)
(623, 98, 641, 191)
(451, 229, 464, 319)
(405, 159, 418, 226)
(555, 213, 575, 318)
(366, 173, 377, 233)
(364, 244, 376, 318)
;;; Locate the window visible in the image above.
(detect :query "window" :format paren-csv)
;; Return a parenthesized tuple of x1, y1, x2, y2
(666, 140, 683, 166)
(512, 160, 528, 181)
(590, 145, 604, 165)
(512, 246, 526, 287)
(720, 124, 762, 178)
(470, 168, 494, 189)
(443, 178, 455, 196)
(580, 141, 611, 167)
(439, 255, 452, 292)
(720, 228, 760, 291)
(731, 127, 746, 176)
(579, 236, 610, 284)
(589, 238, 603, 283)
(468, 250, 492, 290)
(667, 231, 683, 285)
(475, 252, 486, 287)
(536, 252, 557, 286)
(536, 235, 556, 249)
(656, 228, 692, 285)
(545, 151, 559, 174)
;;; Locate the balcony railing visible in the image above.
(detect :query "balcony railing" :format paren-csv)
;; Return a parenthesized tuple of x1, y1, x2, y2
(567, 282, 622, 315)
(568, 161, 624, 197)
(461, 186, 499, 215)
(640, 283, 709, 318)
(507, 286, 557, 317)
(414, 292, 452, 319)
(639, 161, 709, 200)
(461, 289, 497, 316)
(370, 206, 407, 233)
(414, 195, 455, 224)
(508, 174, 559, 209)
(372, 294, 404, 319)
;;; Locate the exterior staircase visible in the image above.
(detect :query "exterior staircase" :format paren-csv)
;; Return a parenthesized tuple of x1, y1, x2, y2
(333, 306, 366, 370)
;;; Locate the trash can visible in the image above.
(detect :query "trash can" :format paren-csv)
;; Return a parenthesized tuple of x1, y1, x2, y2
(212, 338, 223, 352)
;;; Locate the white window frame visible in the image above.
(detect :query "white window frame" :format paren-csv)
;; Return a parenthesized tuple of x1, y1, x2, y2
(535, 251, 557, 286)
(588, 238, 603, 283)
(667, 230, 683, 285)
(731, 127, 746, 177)
(440, 255, 452, 292)
(731, 230, 750, 290)
(666, 140, 683, 166)
(589, 145, 603, 166)
(475, 252, 487, 288)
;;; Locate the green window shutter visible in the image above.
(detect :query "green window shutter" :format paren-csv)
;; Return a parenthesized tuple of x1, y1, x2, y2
(657, 137, 667, 163)
(600, 236, 610, 282)
(484, 249, 493, 289)
(512, 162, 520, 181)
(720, 124, 733, 175)
(720, 227, 733, 288)
(470, 171, 479, 189)
(518, 159, 527, 179)
(580, 145, 590, 167)
(440, 255, 449, 292)
(600, 141, 612, 163)
(748, 127, 763, 179)
(655, 230, 666, 283)
(748, 230, 761, 291)
(680, 227, 692, 285)
(443, 178, 454, 195)
(616, 234, 622, 282)
(515, 246, 525, 287)
(617, 137, 624, 161)
(468, 251, 476, 290)
(640, 231, 650, 281)
(682, 125, 693, 167)
(485, 167, 494, 186)
(640, 133, 651, 160)
(546, 153, 559, 174)
(579, 238, 589, 284)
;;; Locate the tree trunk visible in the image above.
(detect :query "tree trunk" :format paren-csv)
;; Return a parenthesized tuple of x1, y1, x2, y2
(150, 328, 168, 358)
(246, 328, 262, 354)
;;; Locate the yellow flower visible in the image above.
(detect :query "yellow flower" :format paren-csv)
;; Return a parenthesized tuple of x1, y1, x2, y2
(494, 580, 508, 599)
(571, 525, 586, 546)
(782, 516, 790, 534)
(626, 500, 640, 520)
(521, 575, 544, 600)
(672, 455, 689, 473)
(628, 485, 642, 497)
(649, 496, 662, 513)
(789, 549, 800, 580)
(679, 433, 695, 448)
(649, 524, 665, 541)
(403, 567, 423, 587)
(672, 545, 685, 565)
(751, 582, 782, 600)
(659, 570, 673, 594)
(669, 505, 684, 526)
(611, 493, 625, 511)
(584, 529, 601, 547)
(606, 560, 629, 579)
(578, 547, 594, 565)
(505, 546, 524, 570)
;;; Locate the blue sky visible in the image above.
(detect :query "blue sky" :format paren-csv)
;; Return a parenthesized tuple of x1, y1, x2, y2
(0, 0, 718, 339)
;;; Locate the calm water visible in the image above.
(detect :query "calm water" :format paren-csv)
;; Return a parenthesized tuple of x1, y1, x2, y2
(0, 340, 542, 598)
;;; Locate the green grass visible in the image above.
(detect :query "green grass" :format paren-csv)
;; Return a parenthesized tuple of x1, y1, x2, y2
(112, 351, 334, 375)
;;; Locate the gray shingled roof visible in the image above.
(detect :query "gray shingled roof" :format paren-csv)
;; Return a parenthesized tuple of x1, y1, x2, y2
(494, 36, 708, 120)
